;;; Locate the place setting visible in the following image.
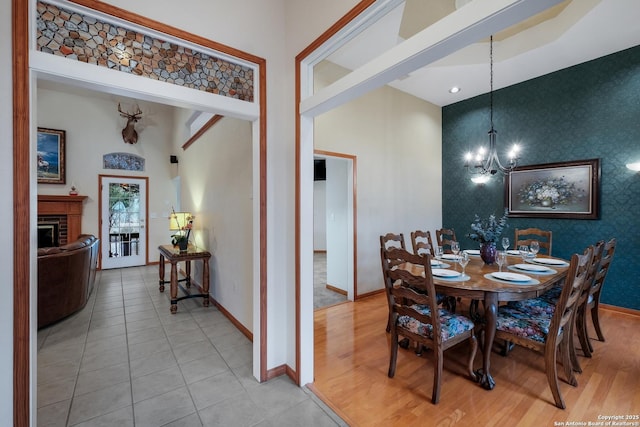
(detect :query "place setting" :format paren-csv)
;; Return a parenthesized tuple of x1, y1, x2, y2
(484, 250, 540, 284)
(529, 257, 570, 267)
(508, 263, 557, 275)
(431, 248, 470, 281)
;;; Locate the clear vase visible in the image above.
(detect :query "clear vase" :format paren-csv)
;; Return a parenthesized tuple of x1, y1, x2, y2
(480, 242, 497, 265)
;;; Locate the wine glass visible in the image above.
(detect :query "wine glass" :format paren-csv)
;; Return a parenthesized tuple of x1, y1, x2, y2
(435, 246, 443, 264)
(450, 241, 460, 271)
(496, 251, 507, 272)
(502, 237, 510, 252)
(458, 251, 470, 276)
(519, 245, 530, 263)
(530, 240, 540, 258)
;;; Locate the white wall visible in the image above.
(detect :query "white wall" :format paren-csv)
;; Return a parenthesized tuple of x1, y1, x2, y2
(313, 180, 327, 251)
(314, 60, 443, 295)
(0, 1, 14, 420)
(37, 87, 177, 258)
(174, 113, 254, 331)
(325, 157, 350, 292)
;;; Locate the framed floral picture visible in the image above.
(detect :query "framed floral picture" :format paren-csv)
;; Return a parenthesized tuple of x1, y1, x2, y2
(37, 127, 66, 184)
(505, 159, 600, 219)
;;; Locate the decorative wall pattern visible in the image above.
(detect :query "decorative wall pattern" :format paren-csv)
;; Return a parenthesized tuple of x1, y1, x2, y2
(443, 45, 640, 310)
(103, 152, 145, 171)
(35, 1, 254, 101)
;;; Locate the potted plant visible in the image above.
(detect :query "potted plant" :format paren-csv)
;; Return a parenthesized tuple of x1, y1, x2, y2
(467, 208, 509, 264)
(170, 209, 194, 252)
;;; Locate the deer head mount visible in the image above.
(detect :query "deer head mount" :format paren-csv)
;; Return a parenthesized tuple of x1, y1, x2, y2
(118, 103, 143, 144)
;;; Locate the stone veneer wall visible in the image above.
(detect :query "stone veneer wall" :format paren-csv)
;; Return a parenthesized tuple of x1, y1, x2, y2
(36, 1, 254, 101)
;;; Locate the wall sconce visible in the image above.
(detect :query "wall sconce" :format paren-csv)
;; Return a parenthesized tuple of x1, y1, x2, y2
(471, 175, 490, 184)
(626, 162, 640, 172)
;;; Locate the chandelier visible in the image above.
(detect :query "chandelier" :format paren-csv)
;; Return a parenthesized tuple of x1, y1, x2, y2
(465, 36, 520, 182)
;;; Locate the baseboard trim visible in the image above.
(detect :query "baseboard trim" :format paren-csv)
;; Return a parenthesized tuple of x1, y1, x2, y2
(184, 272, 253, 342)
(601, 303, 640, 317)
(326, 284, 347, 296)
(355, 288, 385, 300)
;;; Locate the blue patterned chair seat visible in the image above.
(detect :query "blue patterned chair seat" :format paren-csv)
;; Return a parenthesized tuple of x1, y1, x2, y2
(507, 298, 556, 317)
(538, 284, 562, 304)
(397, 305, 475, 341)
(496, 305, 552, 344)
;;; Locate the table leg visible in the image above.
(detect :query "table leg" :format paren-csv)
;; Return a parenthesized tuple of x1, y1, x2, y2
(185, 260, 191, 288)
(202, 257, 210, 307)
(170, 262, 178, 314)
(475, 292, 497, 390)
(158, 254, 165, 292)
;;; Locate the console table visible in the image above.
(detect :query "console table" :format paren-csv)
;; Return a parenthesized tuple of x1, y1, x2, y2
(158, 244, 211, 314)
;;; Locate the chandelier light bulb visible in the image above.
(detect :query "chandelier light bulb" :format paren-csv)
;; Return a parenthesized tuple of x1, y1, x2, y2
(626, 162, 640, 171)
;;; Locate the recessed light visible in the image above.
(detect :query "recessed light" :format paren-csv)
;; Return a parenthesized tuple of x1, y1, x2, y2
(449, 86, 461, 94)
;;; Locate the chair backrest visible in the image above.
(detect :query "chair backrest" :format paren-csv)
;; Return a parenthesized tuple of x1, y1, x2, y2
(589, 238, 617, 304)
(514, 228, 552, 255)
(380, 233, 407, 282)
(410, 230, 434, 256)
(548, 247, 593, 347)
(435, 228, 457, 254)
(577, 242, 604, 311)
(380, 247, 441, 344)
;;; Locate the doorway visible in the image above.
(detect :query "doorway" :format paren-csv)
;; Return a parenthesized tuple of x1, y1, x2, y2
(100, 175, 148, 269)
(313, 151, 357, 310)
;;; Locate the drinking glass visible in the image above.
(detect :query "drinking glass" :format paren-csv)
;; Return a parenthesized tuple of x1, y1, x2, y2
(450, 241, 460, 271)
(502, 237, 510, 252)
(519, 245, 530, 263)
(435, 246, 443, 263)
(458, 251, 470, 276)
(530, 240, 540, 257)
(496, 251, 507, 272)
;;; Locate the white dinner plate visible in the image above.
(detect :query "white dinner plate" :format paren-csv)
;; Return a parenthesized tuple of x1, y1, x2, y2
(507, 250, 521, 256)
(464, 249, 480, 255)
(512, 263, 551, 272)
(441, 254, 459, 260)
(430, 259, 444, 266)
(432, 269, 461, 278)
(532, 257, 569, 266)
(491, 272, 532, 282)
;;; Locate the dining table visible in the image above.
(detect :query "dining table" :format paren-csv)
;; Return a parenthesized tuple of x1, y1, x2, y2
(401, 250, 570, 390)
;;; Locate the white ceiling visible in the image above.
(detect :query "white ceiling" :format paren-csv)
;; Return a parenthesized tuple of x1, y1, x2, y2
(326, 0, 640, 107)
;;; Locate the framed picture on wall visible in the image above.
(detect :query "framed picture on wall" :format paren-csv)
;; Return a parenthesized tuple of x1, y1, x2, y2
(505, 158, 600, 219)
(37, 127, 66, 184)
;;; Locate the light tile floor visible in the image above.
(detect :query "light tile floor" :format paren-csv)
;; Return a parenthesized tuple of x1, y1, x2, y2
(37, 265, 346, 427)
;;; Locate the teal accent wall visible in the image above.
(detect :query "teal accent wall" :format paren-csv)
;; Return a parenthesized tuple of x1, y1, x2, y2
(443, 45, 640, 310)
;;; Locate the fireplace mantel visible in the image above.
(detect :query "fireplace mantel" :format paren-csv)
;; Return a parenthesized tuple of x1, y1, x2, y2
(38, 195, 87, 243)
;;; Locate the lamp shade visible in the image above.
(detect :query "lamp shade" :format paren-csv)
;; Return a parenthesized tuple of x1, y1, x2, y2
(169, 212, 191, 231)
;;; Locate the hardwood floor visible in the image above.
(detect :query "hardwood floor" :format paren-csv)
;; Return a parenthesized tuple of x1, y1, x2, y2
(312, 293, 640, 427)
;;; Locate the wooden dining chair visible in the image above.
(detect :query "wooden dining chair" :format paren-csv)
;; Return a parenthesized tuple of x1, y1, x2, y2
(514, 227, 552, 255)
(381, 246, 477, 404)
(494, 247, 592, 409)
(411, 229, 457, 312)
(435, 228, 457, 254)
(410, 230, 435, 256)
(576, 237, 617, 357)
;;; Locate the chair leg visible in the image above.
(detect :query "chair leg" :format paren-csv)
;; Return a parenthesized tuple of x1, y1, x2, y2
(388, 330, 399, 378)
(467, 334, 478, 382)
(576, 307, 592, 358)
(568, 320, 582, 373)
(545, 344, 566, 410)
(431, 348, 443, 404)
(561, 336, 578, 387)
(591, 303, 606, 343)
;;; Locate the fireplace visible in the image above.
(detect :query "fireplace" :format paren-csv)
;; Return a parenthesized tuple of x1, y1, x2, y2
(37, 195, 87, 245)
(38, 222, 59, 248)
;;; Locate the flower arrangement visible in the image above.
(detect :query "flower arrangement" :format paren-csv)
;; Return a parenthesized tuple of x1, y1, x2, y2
(467, 209, 509, 244)
(170, 208, 194, 247)
(517, 177, 583, 207)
